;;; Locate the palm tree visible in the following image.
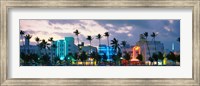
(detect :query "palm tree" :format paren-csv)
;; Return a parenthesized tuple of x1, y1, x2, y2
(152, 53, 158, 65)
(35, 37, 41, 58)
(48, 37, 54, 64)
(167, 51, 176, 65)
(158, 52, 164, 65)
(111, 38, 121, 55)
(86, 36, 93, 54)
(35, 37, 40, 44)
(151, 32, 157, 53)
(40, 39, 49, 55)
(96, 34, 103, 46)
(123, 52, 131, 64)
(20, 30, 25, 46)
(104, 32, 110, 60)
(136, 54, 143, 62)
(48, 37, 53, 43)
(73, 29, 80, 45)
(144, 32, 151, 61)
(148, 57, 154, 65)
(121, 41, 127, 53)
(39, 39, 49, 65)
(24, 34, 32, 54)
(80, 51, 88, 65)
(51, 44, 57, 65)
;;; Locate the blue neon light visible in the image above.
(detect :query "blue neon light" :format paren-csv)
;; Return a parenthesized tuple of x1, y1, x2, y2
(60, 56, 65, 60)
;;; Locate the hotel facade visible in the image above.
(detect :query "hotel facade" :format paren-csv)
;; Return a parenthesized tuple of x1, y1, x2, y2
(53, 37, 78, 60)
(132, 34, 164, 62)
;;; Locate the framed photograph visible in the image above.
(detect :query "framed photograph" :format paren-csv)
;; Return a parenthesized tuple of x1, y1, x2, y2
(0, 0, 199, 85)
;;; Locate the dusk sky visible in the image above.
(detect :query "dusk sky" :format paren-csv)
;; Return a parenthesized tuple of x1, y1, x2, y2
(20, 19, 180, 51)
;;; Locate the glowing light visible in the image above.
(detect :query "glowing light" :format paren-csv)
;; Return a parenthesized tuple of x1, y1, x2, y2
(163, 53, 167, 65)
(60, 56, 65, 60)
(72, 61, 76, 64)
(163, 58, 167, 65)
(158, 61, 162, 65)
(98, 45, 115, 61)
(89, 58, 94, 61)
(145, 61, 151, 65)
(153, 61, 157, 65)
(85, 61, 91, 65)
(93, 60, 97, 65)
(131, 46, 141, 61)
(135, 46, 140, 51)
(77, 61, 83, 65)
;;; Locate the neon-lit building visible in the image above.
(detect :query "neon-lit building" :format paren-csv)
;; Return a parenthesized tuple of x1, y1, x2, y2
(131, 46, 140, 61)
(98, 44, 115, 61)
(135, 34, 164, 61)
(53, 37, 78, 60)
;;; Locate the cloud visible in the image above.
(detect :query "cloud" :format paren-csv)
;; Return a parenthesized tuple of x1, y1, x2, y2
(168, 20, 174, 24)
(164, 26, 172, 32)
(54, 26, 63, 30)
(53, 32, 74, 38)
(116, 29, 129, 33)
(127, 33, 132, 37)
(115, 26, 133, 33)
(125, 26, 133, 30)
(20, 20, 109, 45)
(77, 20, 108, 36)
(106, 24, 114, 27)
(155, 32, 159, 35)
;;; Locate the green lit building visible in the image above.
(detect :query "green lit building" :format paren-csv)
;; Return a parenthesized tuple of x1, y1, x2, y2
(53, 37, 78, 60)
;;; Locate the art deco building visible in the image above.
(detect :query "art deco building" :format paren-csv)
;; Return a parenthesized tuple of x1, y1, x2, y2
(53, 37, 78, 60)
(98, 44, 115, 61)
(133, 34, 164, 62)
(20, 38, 39, 55)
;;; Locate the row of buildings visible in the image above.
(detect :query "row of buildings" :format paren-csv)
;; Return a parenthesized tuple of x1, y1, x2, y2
(20, 34, 177, 63)
(20, 36, 114, 61)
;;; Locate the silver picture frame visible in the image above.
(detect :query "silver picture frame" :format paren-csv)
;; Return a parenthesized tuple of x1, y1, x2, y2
(0, 0, 199, 85)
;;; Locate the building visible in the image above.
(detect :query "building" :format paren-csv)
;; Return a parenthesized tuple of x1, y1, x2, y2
(20, 45, 38, 54)
(53, 37, 78, 60)
(134, 34, 164, 62)
(98, 44, 115, 61)
(131, 46, 140, 61)
(81, 46, 97, 54)
(20, 37, 79, 61)
(20, 38, 39, 54)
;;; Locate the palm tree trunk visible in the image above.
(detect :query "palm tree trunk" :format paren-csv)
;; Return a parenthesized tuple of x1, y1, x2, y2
(21, 35, 24, 46)
(154, 38, 157, 53)
(99, 39, 101, 46)
(51, 48, 53, 65)
(107, 37, 109, 61)
(146, 41, 151, 58)
(77, 35, 79, 45)
(23, 37, 25, 46)
(21, 35, 25, 53)
(90, 41, 91, 54)
(124, 47, 126, 53)
(157, 61, 158, 66)
(28, 40, 30, 54)
(98, 39, 101, 54)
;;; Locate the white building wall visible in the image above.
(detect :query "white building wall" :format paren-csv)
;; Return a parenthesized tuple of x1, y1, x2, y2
(136, 41, 164, 61)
